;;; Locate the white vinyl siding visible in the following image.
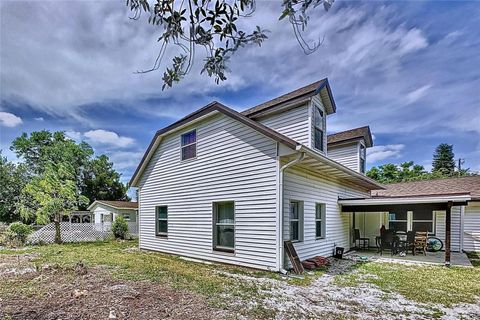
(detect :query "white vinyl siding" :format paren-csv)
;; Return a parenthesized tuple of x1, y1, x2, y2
(138, 113, 279, 270)
(258, 104, 310, 145)
(463, 203, 480, 252)
(327, 142, 360, 172)
(282, 164, 369, 262)
(435, 207, 462, 252)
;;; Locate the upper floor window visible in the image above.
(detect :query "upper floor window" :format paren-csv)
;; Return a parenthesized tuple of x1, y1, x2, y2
(313, 106, 324, 151)
(359, 144, 366, 173)
(181, 130, 196, 160)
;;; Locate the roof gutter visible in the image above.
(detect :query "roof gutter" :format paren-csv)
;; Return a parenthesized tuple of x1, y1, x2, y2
(278, 151, 305, 272)
(338, 194, 472, 206)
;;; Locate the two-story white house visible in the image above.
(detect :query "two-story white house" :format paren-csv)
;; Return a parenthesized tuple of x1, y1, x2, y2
(130, 78, 480, 270)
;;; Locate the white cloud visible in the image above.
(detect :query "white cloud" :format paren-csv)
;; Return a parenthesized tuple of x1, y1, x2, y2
(367, 144, 405, 163)
(84, 129, 134, 147)
(34, 117, 44, 121)
(65, 130, 82, 141)
(0, 111, 22, 127)
(108, 151, 144, 171)
(406, 85, 432, 103)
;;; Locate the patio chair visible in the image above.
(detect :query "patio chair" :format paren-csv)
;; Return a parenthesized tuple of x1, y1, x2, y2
(353, 229, 370, 250)
(414, 231, 428, 256)
(380, 230, 395, 256)
(405, 231, 416, 255)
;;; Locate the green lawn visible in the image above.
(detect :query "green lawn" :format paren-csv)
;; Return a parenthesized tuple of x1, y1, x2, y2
(334, 261, 480, 306)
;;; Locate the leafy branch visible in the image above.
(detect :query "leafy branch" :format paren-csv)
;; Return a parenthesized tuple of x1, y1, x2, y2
(126, 0, 334, 89)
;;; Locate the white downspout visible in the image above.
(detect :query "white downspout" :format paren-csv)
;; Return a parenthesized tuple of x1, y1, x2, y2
(278, 150, 305, 272)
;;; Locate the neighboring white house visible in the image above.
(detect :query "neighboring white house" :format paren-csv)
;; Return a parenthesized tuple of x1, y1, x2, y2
(129, 78, 480, 271)
(88, 200, 138, 234)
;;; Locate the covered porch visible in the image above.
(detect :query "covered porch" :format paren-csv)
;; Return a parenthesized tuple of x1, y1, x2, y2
(339, 194, 471, 266)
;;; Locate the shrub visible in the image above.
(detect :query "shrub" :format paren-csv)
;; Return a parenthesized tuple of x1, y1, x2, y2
(112, 216, 129, 240)
(4, 222, 33, 246)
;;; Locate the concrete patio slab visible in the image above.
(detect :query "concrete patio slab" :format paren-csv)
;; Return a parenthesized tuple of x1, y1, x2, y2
(345, 250, 473, 267)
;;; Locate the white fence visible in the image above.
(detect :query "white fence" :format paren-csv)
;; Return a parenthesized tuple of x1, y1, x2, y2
(28, 222, 138, 244)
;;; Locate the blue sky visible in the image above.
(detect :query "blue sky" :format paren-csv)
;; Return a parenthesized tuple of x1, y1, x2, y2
(1, 0, 479, 188)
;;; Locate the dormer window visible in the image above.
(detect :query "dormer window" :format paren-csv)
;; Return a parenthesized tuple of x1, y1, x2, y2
(181, 130, 196, 160)
(359, 144, 366, 173)
(313, 106, 324, 151)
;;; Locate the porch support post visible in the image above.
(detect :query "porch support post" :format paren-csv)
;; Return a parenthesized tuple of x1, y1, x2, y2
(445, 201, 453, 267)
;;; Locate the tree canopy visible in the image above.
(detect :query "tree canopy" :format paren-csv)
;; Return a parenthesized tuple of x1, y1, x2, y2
(126, 0, 334, 88)
(1, 130, 130, 224)
(432, 143, 455, 176)
(367, 144, 475, 184)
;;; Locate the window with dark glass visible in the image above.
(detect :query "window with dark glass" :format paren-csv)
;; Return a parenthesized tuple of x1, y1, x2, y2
(360, 144, 366, 173)
(181, 130, 196, 160)
(213, 202, 235, 252)
(412, 210, 434, 233)
(313, 107, 324, 151)
(315, 203, 326, 239)
(388, 211, 408, 232)
(155, 206, 168, 236)
(290, 201, 303, 241)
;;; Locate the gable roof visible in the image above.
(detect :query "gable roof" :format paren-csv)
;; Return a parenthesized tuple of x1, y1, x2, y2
(327, 126, 373, 148)
(242, 78, 336, 118)
(129, 101, 299, 187)
(371, 176, 480, 201)
(129, 101, 384, 190)
(88, 200, 138, 210)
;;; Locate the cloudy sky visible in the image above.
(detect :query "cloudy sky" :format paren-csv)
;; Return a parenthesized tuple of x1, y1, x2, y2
(1, 0, 479, 188)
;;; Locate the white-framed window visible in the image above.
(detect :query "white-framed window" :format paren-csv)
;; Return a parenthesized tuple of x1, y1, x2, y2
(359, 144, 366, 173)
(213, 201, 235, 252)
(290, 201, 304, 241)
(315, 203, 326, 239)
(155, 206, 168, 236)
(313, 106, 324, 152)
(123, 214, 131, 221)
(388, 211, 408, 232)
(412, 210, 435, 233)
(181, 130, 197, 161)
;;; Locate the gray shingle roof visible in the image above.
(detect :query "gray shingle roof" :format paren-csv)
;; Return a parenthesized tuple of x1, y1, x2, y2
(327, 126, 373, 147)
(371, 176, 480, 201)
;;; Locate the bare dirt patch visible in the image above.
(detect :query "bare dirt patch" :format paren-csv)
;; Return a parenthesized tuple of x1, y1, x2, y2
(0, 259, 229, 320)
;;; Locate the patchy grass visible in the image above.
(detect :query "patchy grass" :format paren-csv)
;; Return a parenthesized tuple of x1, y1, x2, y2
(335, 261, 480, 306)
(6, 240, 263, 300)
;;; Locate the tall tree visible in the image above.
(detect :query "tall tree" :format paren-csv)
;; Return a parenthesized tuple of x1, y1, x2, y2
(126, 0, 334, 88)
(10, 131, 129, 210)
(83, 155, 130, 203)
(17, 163, 88, 243)
(432, 143, 455, 176)
(0, 152, 30, 223)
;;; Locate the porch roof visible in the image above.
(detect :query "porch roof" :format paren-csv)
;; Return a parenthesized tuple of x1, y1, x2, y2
(339, 194, 470, 212)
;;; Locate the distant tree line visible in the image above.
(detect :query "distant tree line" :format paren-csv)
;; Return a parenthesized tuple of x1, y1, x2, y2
(0, 131, 129, 241)
(367, 143, 476, 184)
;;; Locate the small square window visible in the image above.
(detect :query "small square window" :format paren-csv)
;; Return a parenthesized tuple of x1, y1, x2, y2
(181, 130, 196, 160)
